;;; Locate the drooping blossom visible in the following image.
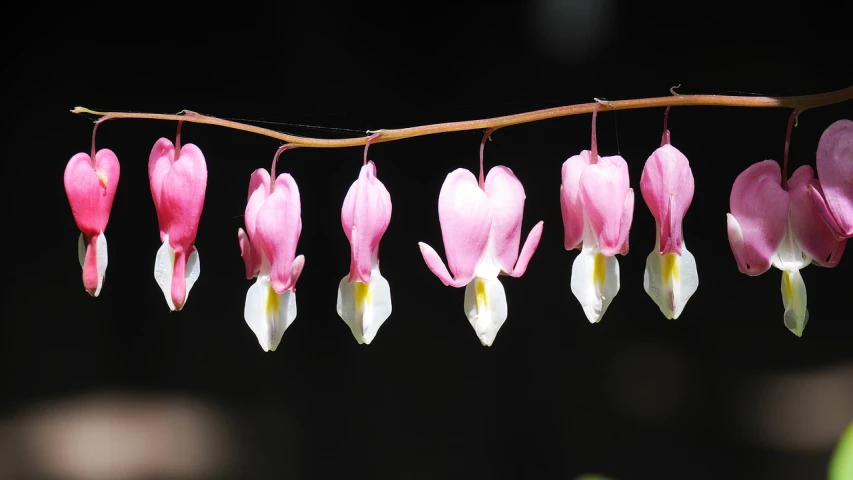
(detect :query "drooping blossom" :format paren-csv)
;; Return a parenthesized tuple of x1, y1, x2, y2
(238, 145, 305, 351)
(560, 105, 634, 323)
(419, 130, 544, 346)
(640, 108, 699, 319)
(148, 123, 208, 311)
(336, 150, 393, 344)
(727, 113, 845, 336)
(810, 119, 853, 238)
(64, 129, 120, 297)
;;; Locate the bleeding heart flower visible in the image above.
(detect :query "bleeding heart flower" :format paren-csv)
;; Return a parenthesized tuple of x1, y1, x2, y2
(237, 147, 305, 352)
(560, 107, 635, 323)
(727, 120, 845, 336)
(64, 146, 120, 297)
(419, 131, 544, 346)
(148, 130, 208, 312)
(336, 159, 393, 345)
(639, 114, 699, 319)
(810, 119, 853, 239)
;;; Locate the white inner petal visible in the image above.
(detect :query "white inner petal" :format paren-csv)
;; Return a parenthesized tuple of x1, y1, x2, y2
(244, 275, 297, 352)
(463, 275, 508, 346)
(781, 269, 809, 337)
(336, 264, 392, 345)
(570, 246, 620, 323)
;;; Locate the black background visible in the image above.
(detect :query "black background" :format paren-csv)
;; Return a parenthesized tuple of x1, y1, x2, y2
(3, 1, 853, 479)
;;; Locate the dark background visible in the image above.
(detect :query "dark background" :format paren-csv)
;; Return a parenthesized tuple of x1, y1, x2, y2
(3, 1, 852, 479)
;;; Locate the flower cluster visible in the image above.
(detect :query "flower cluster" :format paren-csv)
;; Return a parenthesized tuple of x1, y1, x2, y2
(64, 115, 853, 349)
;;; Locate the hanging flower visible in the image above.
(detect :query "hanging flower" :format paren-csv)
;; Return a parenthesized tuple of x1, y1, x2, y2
(639, 108, 699, 319)
(64, 131, 120, 297)
(148, 122, 208, 311)
(560, 105, 634, 323)
(419, 130, 543, 346)
(238, 145, 305, 351)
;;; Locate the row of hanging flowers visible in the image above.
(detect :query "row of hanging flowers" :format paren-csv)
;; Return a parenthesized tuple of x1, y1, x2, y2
(64, 99, 853, 350)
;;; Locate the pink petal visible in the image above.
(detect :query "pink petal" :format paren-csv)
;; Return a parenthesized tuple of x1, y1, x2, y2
(434, 168, 492, 284)
(506, 221, 544, 278)
(727, 160, 789, 275)
(560, 150, 592, 250)
(341, 161, 392, 284)
(81, 233, 102, 295)
(238, 228, 260, 279)
(244, 169, 271, 242)
(148, 138, 175, 242)
(484, 166, 527, 274)
(579, 155, 633, 256)
(640, 144, 694, 255)
(788, 166, 846, 267)
(157, 144, 208, 251)
(64, 149, 120, 235)
(815, 119, 853, 237)
(255, 173, 302, 294)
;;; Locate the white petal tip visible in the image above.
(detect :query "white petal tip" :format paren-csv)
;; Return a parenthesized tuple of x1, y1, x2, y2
(336, 269, 392, 346)
(464, 277, 507, 348)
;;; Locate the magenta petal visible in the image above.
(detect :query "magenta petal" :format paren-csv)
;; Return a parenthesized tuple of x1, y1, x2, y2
(157, 144, 207, 251)
(432, 168, 492, 283)
(788, 166, 846, 267)
(484, 166, 527, 273)
(727, 160, 789, 275)
(255, 173, 302, 294)
(148, 138, 175, 242)
(580, 155, 632, 256)
(815, 119, 853, 238)
(64, 149, 120, 235)
(560, 150, 592, 250)
(506, 221, 544, 278)
(81, 233, 102, 294)
(341, 161, 392, 284)
(640, 144, 694, 255)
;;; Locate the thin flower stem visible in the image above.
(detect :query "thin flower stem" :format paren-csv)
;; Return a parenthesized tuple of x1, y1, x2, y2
(781, 109, 799, 190)
(479, 128, 496, 188)
(590, 103, 602, 163)
(270, 144, 299, 191)
(363, 132, 382, 166)
(71, 85, 853, 149)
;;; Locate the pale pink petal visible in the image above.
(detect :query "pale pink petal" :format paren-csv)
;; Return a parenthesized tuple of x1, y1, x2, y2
(255, 173, 302, 294)
(640, 144, 694, 255)
(148, 138, 175, 242)
(238, 228, 260, 279)
(560, 150, 592, 250)
(341, 161, 392, 284)
(618, 187, 635, 255)
(506, 221, 544, 278)
(727, 160, 789, 275)
(788, 166, 846, 267)
(428, 168, 492, 285)
(418, 242, 464, 287)
(815, 119, 853, 237)
(64, 149, 120, 235)
(244, 169, 271, 242)
(484, 166, 526, 273)
(580, 155, 632, 256)
(809, 183, 847, 240)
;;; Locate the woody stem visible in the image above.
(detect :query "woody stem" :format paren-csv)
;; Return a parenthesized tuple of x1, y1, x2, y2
(72, 85, 853, 149)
